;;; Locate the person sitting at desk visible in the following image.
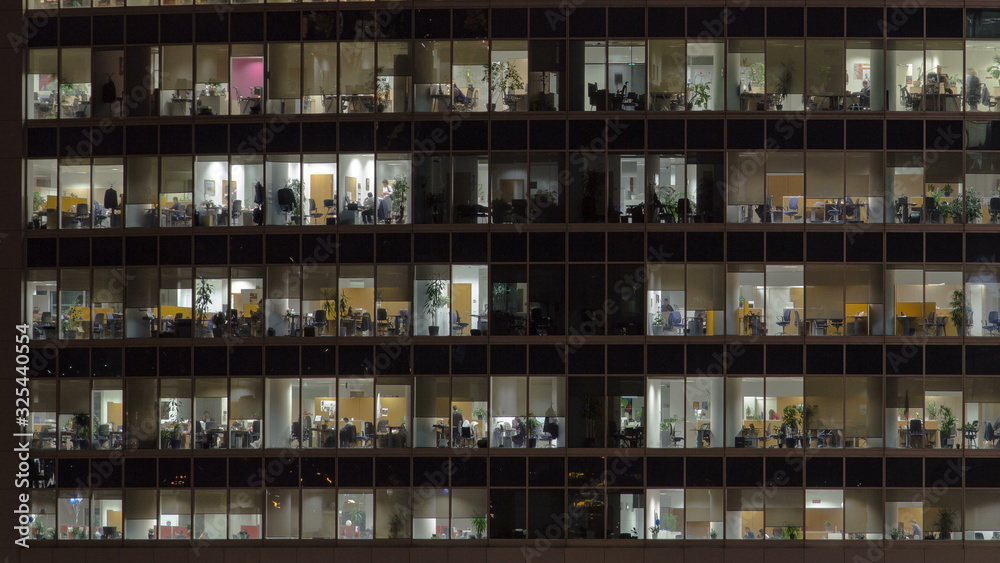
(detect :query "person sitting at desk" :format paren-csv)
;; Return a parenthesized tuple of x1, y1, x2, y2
(966, 69, 982, 110)
(362, 192, 374, 224)
(339, 417, 356, 447)
(859, 80, 871, 108)
(452, 83, 467, 105)
(745, 527, 755, 539)
(926, 66, 952, 94)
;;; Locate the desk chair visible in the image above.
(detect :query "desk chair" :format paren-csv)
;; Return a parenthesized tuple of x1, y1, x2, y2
(844, 197, 859, 222)
(312, 310, 328, 335)
(924, 196, 938, 223)
(359, 312, 372, 336)
(93, 205, 108, 227)
(826, 200, 843, 223)
(530, 307, 552, 336)
(984, 311, 1000, 336)
(776, 309, 792, 335)
(829, 318, 845, 336)
(965, 420, 979, 449)
(990, 198, 1000, 223)
(72, 203, 90, 228)
(783, 196, 801, 222)
(452, 311, 469, 335)
(540, 418, 559, 448)
(376, 308, 391, 335)
(667, 310, 685, 333)
(899, 84, 914, 110)
(361, 422, 375, 447)
(92, 312, 106, 338)
(96, 424, 110, 449)
(339, 424, 357, 447)
(908, 419, 924, 448)
(307, 198, 323, 224)
(920, 311, 937, 337)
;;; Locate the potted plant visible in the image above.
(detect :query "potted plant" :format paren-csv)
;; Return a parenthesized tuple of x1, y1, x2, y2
(746, 61, 766, 91)
(423, 277, 450, 336)
(956, 187, 983, 224)
(195, 277, 214, 337)
(525, 415, 540, 448)
(988, 54, 1000, 81)
(473, 406, 487, 421)
(773, 61, 794, 110)
(471, 516, 487, 539)
(148, 527, 155, 540)
(31, 519, 44, 540)
(949, 289, 971, 336)
(388, 508, 406, 539)
(780, 404, 802, 448)
(581, 396, 601, 447)
(781, 525, 800, 540)
(652, 314, 665, 335)
(654, 185, 680, 222)
(687, 82, 712, 110)
(649, 513, 661, 538)
(710, 528, 718, 539)
(889, 527, 903, 540)
(824, 520, 833, 532)
(746, 405, 754, 420)
(72, 413, 90, 449)
(238, 530, 250, 540)
(482, 61, 524, 111)
(391, 175, 409, 223)
(942, 183, 954, 197)
(660, 416, 678, 447)
(935, 508, 957, 540)
(662, 512, 678, 533)
(938, 405, 957, 448)
(61, 306, 83, 339)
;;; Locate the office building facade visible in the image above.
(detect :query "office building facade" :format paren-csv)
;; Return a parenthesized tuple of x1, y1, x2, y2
(7, 2, 1000, 562)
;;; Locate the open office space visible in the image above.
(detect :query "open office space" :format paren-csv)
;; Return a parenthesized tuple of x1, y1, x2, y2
(12, 3, 1000, 562)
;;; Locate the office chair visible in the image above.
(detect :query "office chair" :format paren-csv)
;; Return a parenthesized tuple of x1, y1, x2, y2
(362, 421, 375, 447)
(460, 425, 474, 447)
(93, 205, 107, 227)
(776, 309, 792, 335)
(924, 196, 938, 224)
(783, 196, 801, 222)
(908, 419, 924, 448)
(919, 311, 936, 336)
(291, 421, 301, 445)
(829, 318, 845, 336)
(360, 312, 372, 336)
(667, 310, 685, 333)
(587, 82, 598, 110)
(307, 198, 323, 224)
(965, 420, 979, 449)
(984, 311, 1000, 336)
(72, 203, 90, 228)
(826, 199, 843, 223)
(313, 309, 328, 335)
(990, 198, 1000, 223)
(375, 308, 391, 335)
(92, 312, 106, 338)
(985, 421, 999, 448)
(530, 307, 552, 336)
(844, 196, 859, 222)
(451, 311, 469, 335)
(96, 424, 110, 449)
(899, 84, 913, 110)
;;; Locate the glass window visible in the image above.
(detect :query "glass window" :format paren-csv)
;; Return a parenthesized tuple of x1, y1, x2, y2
(268, 43, 301, 114)
(60, 269, 90, 340)
(491, 153, 528, 224)
(648, 40, 686, 111)
(338, 491, 374, 539)
(414, 41, 452, 113)
(529, 40, 563, 111)
(195, 45, 230, 116)
(647, 378, 684, 448)
(453, 41, 488, 113)
(727, 151, 766, 223)
(845, 265, 885, 336)
(805, 153, 844, 223)
(194, 490, 226, 540)
(609, 490, 645, 539)
(375, 377, 411, 448)
(925, 377, 964, 449)
(845, 377, 883, 448)
(158, 491, 191, 540)
(647, 264, 684, 336)
(303, 43, 338, 114)
(28, 49, 58, 119)
(726, 489, 764, 539)
(302, 490, 337, 538)
(685, 489, 723, 539)
(161, 45, 194, 117)
(452, 154, 488, 224)
(90, 159, 118, 227)
(265, 378, 300, 448)
(804, 377, 844, 448)
(230, 155, 263, 227)
(728, 40, 765, 111)
(302, 264, 337, 337)
(194, 156, 229, 227)
(338, 154, 374, 224)
(805, 264, 846, 337)
(766, 265, 804, 336)
(267, 155, 302, 226)
(528, 152, 564, 223)
(265, 265, 302, 337)
(687, 40, 724, 111)
(229, 378, 262, 449)
(414, 376, 449, 448)
(846, 490, 883, 539)
(924, 40, 964, 112)
(231, 267, 264, 335)
(376, 154, 412, 224)
(125, 156, 158, 228)
(452, 265, 487, 335)
(125, 378, 157, 449)
(805, 40, 846, 110)
(27, 269, 57, 340)
(609, 155, 645, 223)
(846, 151, 886, 223)
(161, 156, 194, 228)
(454, 377, 489, 448)
(766, 39, 804, 111)
(491, 377, 527, 447)
(375, 489, 410, 538)
(767, 152, 804, 224)
(688, 264, 725, 335)
(491, 41, 528, 112)
(968, 265, 1000, 337)
(301, 378, 337, 448)
(123, 490, 155, 540)
(490, 265, 527, 335)
(886, 376, 923, 448)
(415, 265, 451, 336)
(728, 264, 766, 336)
(26, 159, 57, 228)
(160, 379, 192, 450)
(265, 490, 299, 539)
(452, 489, 488, 539)
(847, 40, 883, 111)
(194, 378, 228, 449)
(966, 490, 1000, 540)
(58, 491, 91, 539)
(963, 152, 995, 225)
(91, 380, 123, 450)
(59, 159, 92, 230)
(529, 376, 565, 448)
(337, 265, 374, 336)
(339, 378, 375, 448)
(886, 265, 926, 336)
(60, 48, 91, 118)
(608, 378, 643, 447)
(646, 489, 684, 539)
(233, 45, 264, 115)
(926, 152, 965, 224)
(378, 41, 411, 113)
(29, 379, 56, 450)
(888, 40, 924, 112)
(193, 267, 228, 338)
(687, 376, 722, 448)
(229, 490, 262, 539)
(301, 154, 338, 226)
(340, 42, 376, 114)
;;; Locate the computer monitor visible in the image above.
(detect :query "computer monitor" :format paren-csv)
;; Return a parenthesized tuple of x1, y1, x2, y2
(314, 415, 323, 424)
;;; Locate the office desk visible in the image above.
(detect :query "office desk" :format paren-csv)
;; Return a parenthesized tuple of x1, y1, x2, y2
(910, 93, 961, 111)
(341, 94, 374, 113)
(739, 92, 768, 111)
(896, 316, 916, 336)
(850, 315, 869, 336)
(811, 93, 846, 110)
(230, 429, 251, 448)
(310, 427, 335, 447)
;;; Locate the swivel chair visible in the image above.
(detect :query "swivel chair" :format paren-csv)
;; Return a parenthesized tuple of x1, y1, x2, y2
(990, 198, 1000, 224)
(776, 309, 792, 335)
(667, 310, 685, 333)
(452, 311, 469, 336)
(984, 311, 1000, 336)
(783, 196, 801, 222)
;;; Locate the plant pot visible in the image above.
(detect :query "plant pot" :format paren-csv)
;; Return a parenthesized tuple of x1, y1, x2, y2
(710, 532, 718, 539)
(428, 326, 440, 336)
(784, 437, 797, 448)
(170, 439, 182, 449)
(776, 104, 783, 110)
(651, 325, 664, 336)
(65, 330, 78, 340)
(476, 438, 488, 448)
(148, 532, 155, 539)
(890, 534, 898, 540)
(527, 438, 537, 448)
(584, 437, 597, 448)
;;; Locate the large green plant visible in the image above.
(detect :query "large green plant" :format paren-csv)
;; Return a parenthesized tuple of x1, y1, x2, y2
(391, 175, 409, 218)
(938, 405, 957, 442)
(689, 82, 712, 109)
(935, 508, 957, 539)
(949, 290, 970, 336)
(773, 61, 795, 105)
(471, 516, 487, 538)
(780, 404, 803, 435)
(388, 508, 406, 539)
(195, 278, 215, 327)
(423, 277, 450, 326)
(482, 61, 525, 107)
(988, 55, 1000, 81)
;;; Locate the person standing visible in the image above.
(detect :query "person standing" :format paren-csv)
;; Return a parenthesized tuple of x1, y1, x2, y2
(910, 519, 922, 539)
(451, 405, 464, 447)
(967, 69, 982, 110)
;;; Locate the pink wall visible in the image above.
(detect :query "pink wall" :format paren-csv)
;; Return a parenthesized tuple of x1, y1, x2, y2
(231, 58, 263, 96)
